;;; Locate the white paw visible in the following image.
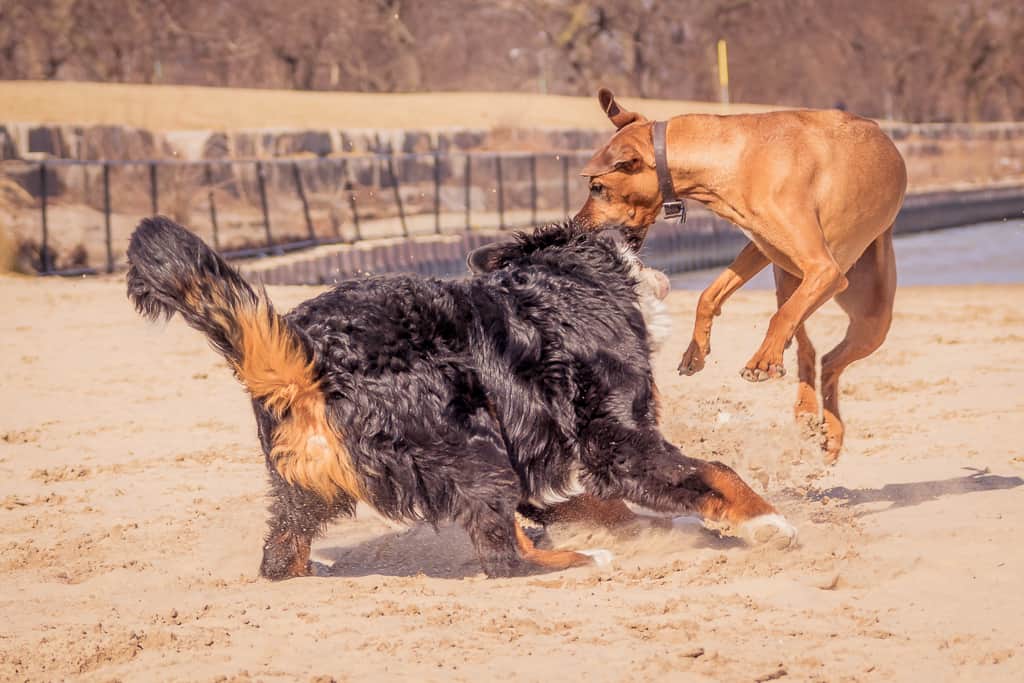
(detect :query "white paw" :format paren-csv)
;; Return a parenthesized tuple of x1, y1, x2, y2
(739, 513, 798, 549)
(671, 515, 705, 529)
(579, 548, 614, 567)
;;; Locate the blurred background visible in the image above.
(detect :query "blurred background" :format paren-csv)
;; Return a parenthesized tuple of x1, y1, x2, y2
(1, 0, 1022, 282)
(3, 0, 1023, 121)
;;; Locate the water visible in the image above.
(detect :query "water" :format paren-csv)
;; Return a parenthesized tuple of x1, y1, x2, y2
(670, 219, 1024, 290)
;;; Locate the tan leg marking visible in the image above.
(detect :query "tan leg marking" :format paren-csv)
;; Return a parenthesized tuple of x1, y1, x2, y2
(513, 518, 601, 570)
(692, 462, 776, 526)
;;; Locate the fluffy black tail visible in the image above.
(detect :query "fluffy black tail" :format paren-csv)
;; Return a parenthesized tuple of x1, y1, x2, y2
(126, 215, 313, 416)
(127, 216, 261, 365)
(126, 217, 361, 501)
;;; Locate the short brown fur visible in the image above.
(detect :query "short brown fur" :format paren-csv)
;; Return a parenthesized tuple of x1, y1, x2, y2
(576, 88, 907, 462)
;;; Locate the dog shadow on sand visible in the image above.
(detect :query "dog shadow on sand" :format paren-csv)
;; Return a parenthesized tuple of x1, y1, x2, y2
(805, 467, 1024, 517)
(314, 516, 742, 579)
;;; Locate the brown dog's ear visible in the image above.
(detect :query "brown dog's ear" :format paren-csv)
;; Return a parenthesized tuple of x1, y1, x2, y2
(466, 242, 507, 274)
(597, 88, 647, 129)
(580, 140, 654, 177)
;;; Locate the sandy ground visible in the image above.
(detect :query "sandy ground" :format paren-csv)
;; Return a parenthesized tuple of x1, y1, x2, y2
(2, 81, 778, 132)
(2, 276, 1023, 682)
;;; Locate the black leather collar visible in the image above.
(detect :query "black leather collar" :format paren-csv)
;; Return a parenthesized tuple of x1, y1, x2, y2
(652, 120, 686, 222)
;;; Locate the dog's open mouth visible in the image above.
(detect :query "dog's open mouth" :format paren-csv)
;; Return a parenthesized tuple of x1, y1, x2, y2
(596, 223, 649, 253)
(618, 225, 651, 252)
(622, 226, 650, 252)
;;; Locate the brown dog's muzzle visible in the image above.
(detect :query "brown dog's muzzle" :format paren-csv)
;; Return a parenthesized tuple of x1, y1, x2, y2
(622, 225, 650, 251)
(573, 208, 652, 252)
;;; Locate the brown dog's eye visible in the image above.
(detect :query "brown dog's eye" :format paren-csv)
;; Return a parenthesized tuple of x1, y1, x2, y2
(589, 182, 604, 196)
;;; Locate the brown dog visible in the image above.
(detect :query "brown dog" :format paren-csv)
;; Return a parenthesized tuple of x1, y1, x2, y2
(575, 89, 907, 462)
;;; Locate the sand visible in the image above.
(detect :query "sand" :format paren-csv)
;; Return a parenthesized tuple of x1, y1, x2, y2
(2, 81, 779, 132)
(2, 275, 1023, 682)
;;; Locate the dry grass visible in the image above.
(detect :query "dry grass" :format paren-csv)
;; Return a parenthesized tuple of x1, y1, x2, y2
(0, 177, 35, 273)
(0, 81, 781, 132)
(0, 175, 33, 211)
(0, 224, 15, 273)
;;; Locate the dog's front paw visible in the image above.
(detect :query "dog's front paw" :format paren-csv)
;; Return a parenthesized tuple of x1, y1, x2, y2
(740, 362, 786, 382)
(678, 340, 709, 376)
(823, 434, 843, 465)
(739, 514, 798, 549)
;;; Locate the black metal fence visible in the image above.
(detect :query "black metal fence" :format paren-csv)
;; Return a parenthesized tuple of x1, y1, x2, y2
(9, 150, 1023, 280)
(14, 149, 593, 276)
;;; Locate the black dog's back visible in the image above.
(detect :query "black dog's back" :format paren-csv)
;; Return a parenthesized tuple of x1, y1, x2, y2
(278, 227, 658, 517)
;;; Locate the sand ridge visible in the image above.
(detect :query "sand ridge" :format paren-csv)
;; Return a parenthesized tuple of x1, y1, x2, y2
(1, 276, 1023, 681)
(1, 81, 781, 132)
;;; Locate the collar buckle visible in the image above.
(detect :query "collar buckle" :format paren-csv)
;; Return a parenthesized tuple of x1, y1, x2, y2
(662, 200, 686, 222)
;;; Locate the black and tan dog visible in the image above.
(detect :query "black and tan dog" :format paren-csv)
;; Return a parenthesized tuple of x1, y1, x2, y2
(126, 217, 794, 580)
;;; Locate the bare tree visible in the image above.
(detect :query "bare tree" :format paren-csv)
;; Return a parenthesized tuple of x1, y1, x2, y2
(1, 0, 1020, 121)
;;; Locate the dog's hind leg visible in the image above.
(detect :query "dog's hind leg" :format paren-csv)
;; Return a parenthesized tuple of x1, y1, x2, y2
(514, 517, 611, 569)
(820, 227, 896, 463)
(252, 406, 357, 580)
(679, 241, 770, 376)
(456, 420, 612, 575)
(464, 484, 613, 576)
(260, 472, 356, 580)
(774, 266, 820, 429)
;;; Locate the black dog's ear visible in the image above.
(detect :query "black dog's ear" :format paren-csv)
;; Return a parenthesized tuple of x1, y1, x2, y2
(466, 242, 508, 274)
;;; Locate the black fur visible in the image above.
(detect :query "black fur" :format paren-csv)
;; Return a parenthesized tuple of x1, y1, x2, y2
(127, 217, 743, 579)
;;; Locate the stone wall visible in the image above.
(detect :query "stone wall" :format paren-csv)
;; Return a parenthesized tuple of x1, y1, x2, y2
(0, 123, 602, 161)
(3, 119, 1023, 192)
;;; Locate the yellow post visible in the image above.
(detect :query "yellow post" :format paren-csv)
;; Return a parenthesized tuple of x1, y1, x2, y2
(717, 39, 729, 106)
